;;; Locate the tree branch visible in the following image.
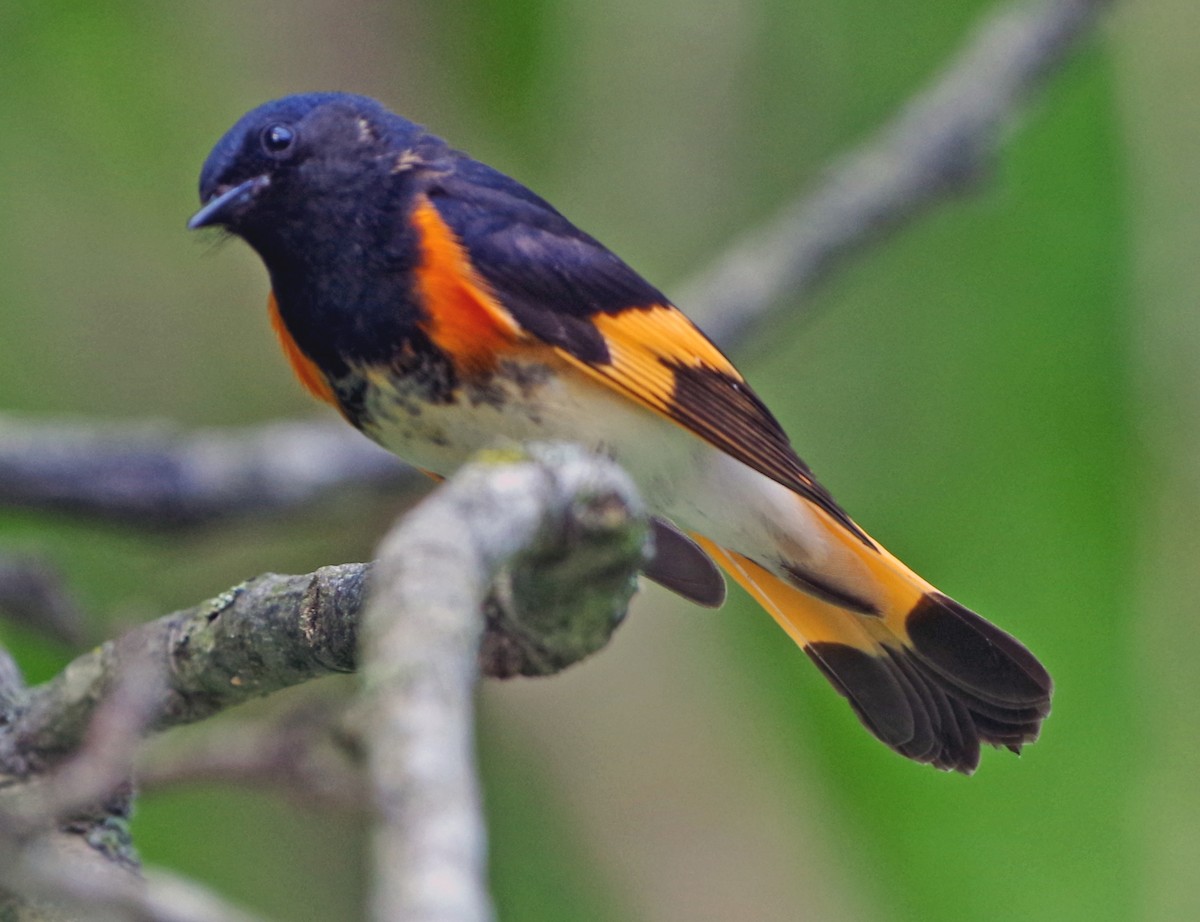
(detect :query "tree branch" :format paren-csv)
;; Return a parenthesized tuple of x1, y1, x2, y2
(0, 648, 275, 922)
(0, 554, 88, 647)
(683, 0, 1110, 347)
(136, 704, 365, 812)
(0, 415, 416, 526)
(0, 834, 276, 922)
(359, 443, 646, 922)
(1, 441, 645, 779)
(0, 444, 645, 920)
(0, 563, 366, 776)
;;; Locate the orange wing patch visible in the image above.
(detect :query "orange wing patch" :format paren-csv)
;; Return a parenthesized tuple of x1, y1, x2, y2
(411, 196, 523, 374)
(554, 304, 870, 543)
(557, 304, 741, 413)
(269, 292, 338, 407)
(593, 305, 741, 383)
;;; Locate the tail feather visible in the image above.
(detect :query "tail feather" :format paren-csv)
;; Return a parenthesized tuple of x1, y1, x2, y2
(905, 593, 1051, 707)
(879, 646, 942, 763)
(692, 536, 1051, 774)
(804, 641, 920, 752)
(887, 648, 981, 770)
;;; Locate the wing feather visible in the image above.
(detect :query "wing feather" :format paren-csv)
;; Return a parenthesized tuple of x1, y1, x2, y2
(423, 161, 867, 542)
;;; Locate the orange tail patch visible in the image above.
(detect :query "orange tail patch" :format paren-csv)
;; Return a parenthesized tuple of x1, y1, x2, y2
(692, 535, 1052, 773)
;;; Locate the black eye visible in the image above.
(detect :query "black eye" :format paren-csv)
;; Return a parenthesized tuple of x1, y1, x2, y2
(260, 123, 296, 158)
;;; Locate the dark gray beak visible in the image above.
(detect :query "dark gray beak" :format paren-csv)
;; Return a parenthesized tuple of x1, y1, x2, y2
(187, 175, 270, 230)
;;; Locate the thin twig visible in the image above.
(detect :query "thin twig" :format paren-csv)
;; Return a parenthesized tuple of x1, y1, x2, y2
(0, 650, 271, 922)
(137, 704, 366, 812)
(0, 554, 87, 647)
(0, 649, 166, 824)
(0, 830, 276, 922)
(0, 647, 25, 714)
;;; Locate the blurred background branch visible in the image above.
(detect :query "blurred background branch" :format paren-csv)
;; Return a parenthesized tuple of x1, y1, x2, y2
(136, 702, 367, 813)
(0, 555, 86, 647)
(0, 416, 413, 526)
(684, 0, 1111, 344)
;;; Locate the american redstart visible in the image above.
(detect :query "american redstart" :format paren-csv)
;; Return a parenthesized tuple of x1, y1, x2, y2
(189, 93, 1051, 772)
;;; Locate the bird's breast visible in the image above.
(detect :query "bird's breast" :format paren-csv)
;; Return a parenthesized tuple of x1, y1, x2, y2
(339, 350, 840, 578)
(342, 351, 698, 501)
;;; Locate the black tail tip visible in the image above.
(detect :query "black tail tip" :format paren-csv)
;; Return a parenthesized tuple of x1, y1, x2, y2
(906, 592, 1053, 710)
(804, 594, 1052, 774)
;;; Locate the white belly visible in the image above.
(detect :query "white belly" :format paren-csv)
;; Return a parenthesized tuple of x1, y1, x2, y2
(356, 355, 843, 577)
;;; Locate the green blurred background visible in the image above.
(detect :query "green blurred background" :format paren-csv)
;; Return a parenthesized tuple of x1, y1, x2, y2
(0, 1, 1187, 919)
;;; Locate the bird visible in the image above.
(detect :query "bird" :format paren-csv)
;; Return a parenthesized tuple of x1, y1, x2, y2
(188, 92, 1051, 772)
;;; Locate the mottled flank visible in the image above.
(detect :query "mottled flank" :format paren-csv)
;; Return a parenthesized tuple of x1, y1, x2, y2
(463, 359, 552, 413)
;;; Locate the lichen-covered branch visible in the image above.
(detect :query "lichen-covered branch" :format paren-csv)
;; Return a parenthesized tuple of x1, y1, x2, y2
(1, 443, 644, 779)
(361, 443, 646, 922)
(0, 444, 647, 921)
(0, 563, 367, 776)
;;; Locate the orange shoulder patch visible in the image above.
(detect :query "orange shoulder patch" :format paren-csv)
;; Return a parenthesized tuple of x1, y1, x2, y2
(269, 292, 338, 407)
(559, 304, 742, 413)
(593, 305, 740, 380)
(411, 197, 523, 374)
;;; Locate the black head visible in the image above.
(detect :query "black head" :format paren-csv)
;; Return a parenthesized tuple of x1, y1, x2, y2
(188, 93, 437, 252)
